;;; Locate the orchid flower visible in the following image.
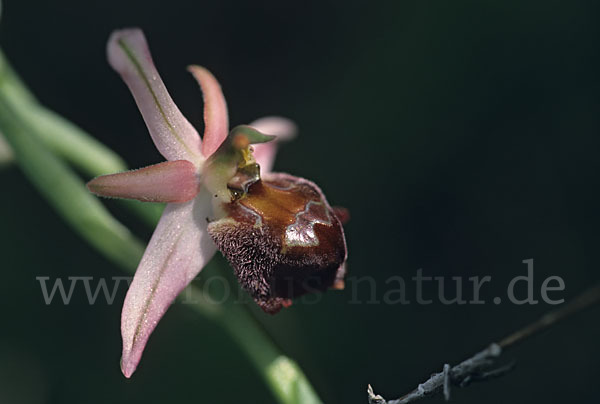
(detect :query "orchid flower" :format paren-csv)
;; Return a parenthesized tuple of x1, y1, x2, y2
(87, 28, 348, 378)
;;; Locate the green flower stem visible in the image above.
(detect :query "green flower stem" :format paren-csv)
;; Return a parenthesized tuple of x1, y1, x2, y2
(0, 94, 144, 270)
(219, 302, 322, 404)
(0, 51, 322, 404)
(0, 50, 127, 176)
(0, 129, 13, 165)
(0, 49, 162, 226)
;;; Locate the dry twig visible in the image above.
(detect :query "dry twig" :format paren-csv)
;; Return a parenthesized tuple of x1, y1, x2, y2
(367, 283, 600, 404)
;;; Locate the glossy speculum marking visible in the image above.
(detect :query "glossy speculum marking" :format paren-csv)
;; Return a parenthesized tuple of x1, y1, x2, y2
(284, 200, 332, 249)
(208, 172, 347, 314)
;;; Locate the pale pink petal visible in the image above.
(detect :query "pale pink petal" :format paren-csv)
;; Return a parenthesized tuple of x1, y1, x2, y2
(87, 160, 199, 203)
(248, 117, 297, 173)
(121, 191, 216, 378)
(108, 29, 203, 162)
(187, 66, 229, 157)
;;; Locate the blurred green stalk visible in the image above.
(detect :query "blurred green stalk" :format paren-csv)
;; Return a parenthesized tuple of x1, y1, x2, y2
(0, 84, 145, 270)
(0, 49, 163, 226)
(0, 52, 125, 175)
(0, 48, 321, 404)
(0, 128, 13, 165)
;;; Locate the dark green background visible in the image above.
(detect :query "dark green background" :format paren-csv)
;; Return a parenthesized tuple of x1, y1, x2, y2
(1, 1, 599, 403)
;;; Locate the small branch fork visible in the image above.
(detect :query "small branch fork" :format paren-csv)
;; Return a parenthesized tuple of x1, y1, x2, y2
(368, 283, 600, 404)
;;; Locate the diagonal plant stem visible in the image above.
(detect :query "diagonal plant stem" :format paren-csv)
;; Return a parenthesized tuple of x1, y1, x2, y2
(0, 49, 163, 227)
(0, 129, 13, 165)
(367, 283, 600, 404)
(0, 94, 146, 270)
(0, 49, 321, 404)
(0, 50, 127, 176)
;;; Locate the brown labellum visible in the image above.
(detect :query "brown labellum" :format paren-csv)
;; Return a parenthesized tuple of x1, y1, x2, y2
(208, 172, 348, 314)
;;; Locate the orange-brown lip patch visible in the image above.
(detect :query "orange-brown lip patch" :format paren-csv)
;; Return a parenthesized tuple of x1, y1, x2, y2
(210, 172, 348, 314)
(237, 179, 317, 228)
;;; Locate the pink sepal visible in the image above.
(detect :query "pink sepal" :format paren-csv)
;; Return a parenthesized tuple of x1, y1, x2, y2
(87, 160, 199, 203)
